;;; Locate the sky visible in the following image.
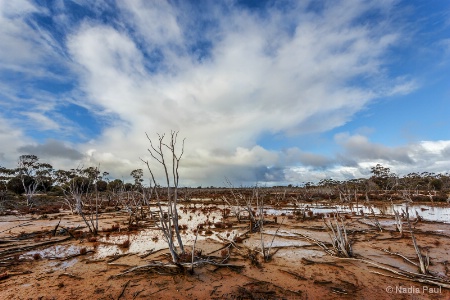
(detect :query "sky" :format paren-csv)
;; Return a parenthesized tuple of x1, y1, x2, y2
(0, 0, 450, 187)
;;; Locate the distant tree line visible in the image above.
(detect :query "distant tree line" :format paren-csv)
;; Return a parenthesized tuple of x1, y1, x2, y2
(0, 155, 147, 206)
(1, 156, 449, 206)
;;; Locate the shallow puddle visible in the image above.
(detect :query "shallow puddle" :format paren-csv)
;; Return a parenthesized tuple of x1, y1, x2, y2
(16, 201, 449, 264)
(266, 203, 450, 223)
(21, 244, 87, 260)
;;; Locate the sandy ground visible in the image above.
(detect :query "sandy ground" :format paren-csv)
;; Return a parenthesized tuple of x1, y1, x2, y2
(1, 204, 450, 300)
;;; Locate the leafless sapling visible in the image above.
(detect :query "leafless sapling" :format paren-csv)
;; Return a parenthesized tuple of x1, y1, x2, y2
(141, 131, 185, 264)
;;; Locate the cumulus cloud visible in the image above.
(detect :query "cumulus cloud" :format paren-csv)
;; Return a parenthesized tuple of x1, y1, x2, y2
(334, 132, 413, 164)
(18, 139, 84, 160)
(61, 0, 415, 183)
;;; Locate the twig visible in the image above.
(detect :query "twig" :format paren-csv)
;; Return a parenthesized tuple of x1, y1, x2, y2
(132, 289, 144, 300)
(117, 280, 130, 300)
(53, 218, 61, 236)
(58, 272, 82, 280)
(107, 253, 131, 263)
(191, 227, 199, 274)
(266, 217, 285, 260)
(279, 269, 307, 280)
(138, 249, 154, 259)
(210, 285, 221, 296)
(60, 226, 76, 239)
(148, 287, 168, 295)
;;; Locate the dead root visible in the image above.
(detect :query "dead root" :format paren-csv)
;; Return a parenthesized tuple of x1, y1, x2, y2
(111, 259, 245, 278)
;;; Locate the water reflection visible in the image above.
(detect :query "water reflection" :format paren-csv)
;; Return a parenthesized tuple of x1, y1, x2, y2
(265, 203, 450, 223)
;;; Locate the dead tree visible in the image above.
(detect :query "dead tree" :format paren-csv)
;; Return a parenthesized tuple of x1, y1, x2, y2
(325, 213, 353, 258)
(142, 131, 185, 264)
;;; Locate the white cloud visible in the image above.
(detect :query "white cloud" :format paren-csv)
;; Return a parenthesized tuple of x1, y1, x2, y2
(334, 132, 413, 163)
(0, 115, 29, 168)
(0, 0, 44, 65)
(59, 1, 430, 184)
(21, 112, 61, 131)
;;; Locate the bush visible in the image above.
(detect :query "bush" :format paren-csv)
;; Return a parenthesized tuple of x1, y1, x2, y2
(48, 186, 65, 196)
(411, 195, 429, 202)
(6, 177, 24, 194)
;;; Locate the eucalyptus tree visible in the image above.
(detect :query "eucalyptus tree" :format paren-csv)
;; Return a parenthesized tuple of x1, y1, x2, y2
(130, 169, 144, 189)
(370, 164, 398, 192)
(54, 166, 102, 234)
(0, 166, 14, 208)
(17, 155, 53, 206)
(0, 166, 13, 191)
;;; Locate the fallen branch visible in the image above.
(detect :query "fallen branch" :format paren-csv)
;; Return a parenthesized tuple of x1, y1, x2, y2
(58, 272, 82, 280)
(61, 250, 94, 261)
(372, 246, 418, 267)
(138, 249, 154, 259)
(337, 257, 450, 289)
(370, 270, 450, 289)
(290, 232, 334, 255)
(148, 287, 168, 296)
(107, 253, 131, 263)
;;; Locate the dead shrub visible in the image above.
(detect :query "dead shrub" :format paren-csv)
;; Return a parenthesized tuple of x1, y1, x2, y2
(103, 224, 120, 232)
(118, 239, 130, 249)
(221, 249, 228, 258)
(234, 236, 243, 243)
(214, 222, 224, 229)
(247, 249, 261, 268)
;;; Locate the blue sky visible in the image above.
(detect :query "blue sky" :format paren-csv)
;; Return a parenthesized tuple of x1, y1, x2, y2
(0, 0, 449, 186)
